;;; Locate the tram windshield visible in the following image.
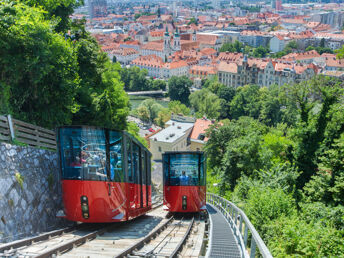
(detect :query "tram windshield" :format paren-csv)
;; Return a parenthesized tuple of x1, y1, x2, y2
(58, 127, 123, 181)
(164, 153, 206, 186)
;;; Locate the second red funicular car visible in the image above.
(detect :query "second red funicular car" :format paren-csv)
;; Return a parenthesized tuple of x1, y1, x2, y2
(163, 151, 206, 213)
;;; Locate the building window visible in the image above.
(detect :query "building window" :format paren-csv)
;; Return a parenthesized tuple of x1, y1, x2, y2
(158, 146, 161, 152)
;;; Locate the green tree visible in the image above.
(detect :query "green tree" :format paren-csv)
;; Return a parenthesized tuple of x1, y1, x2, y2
(137, 98, 163, 123)
(168, 101, 190, 115)
(230, 84, 262, 119)
(168, 76, 192, 105)
(23, 0, 83, 33)
(155, 108, 170, 127)
(189, 89, 221, 119)
(152, 79, 166, 90)
(219, 40, 244, 53)
(320, 37, 325, 48)
(202, 77, 236, 119)
(290, 76, 343, 189)
(285, 40, 298, 50)
(253, 46, 269, 58)
(187, 17, 198, 25)
(0, 1, 79, 128)
(0, 83, 11, 115)
(336, 44, 344, 59)
(127, 121, 148, 147)
(120, 67, 154, 91)
(90, 62, 129, 129)
(137, 105, 150, 124)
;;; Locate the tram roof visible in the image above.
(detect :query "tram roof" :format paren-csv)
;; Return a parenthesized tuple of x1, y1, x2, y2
(163, 151, 204, 155)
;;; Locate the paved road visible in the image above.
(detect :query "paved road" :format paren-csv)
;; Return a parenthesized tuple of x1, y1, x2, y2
(152, 161, 163, 191)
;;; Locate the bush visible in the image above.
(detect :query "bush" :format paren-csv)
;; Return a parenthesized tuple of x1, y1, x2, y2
(245, 186, 296, 234)
(266, 216, 344, 257)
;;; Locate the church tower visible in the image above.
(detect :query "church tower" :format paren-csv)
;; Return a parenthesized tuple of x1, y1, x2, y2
(192, 30, 197, 42)
(164, 26, 170, 51)
(173, 27, 181, 51)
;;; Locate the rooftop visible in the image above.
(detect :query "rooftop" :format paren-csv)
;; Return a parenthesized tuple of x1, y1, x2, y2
(149, 119, 194, 143)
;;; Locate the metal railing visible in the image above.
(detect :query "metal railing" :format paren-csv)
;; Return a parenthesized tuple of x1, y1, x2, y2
(207, 193, 273, 258)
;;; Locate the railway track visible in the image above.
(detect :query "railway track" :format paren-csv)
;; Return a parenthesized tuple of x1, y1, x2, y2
(119, 216, 194, 258)
(0, 203, 206, 258)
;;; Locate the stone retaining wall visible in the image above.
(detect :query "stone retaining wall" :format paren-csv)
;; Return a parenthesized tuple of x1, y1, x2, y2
(0, 142, 68, 243)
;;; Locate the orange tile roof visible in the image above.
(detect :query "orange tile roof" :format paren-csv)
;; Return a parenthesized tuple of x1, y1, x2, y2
(218, 61, 238, 73)
(281, 50, 320, 61)
(217, 52, 243, 62)
(190, 119, 213, 141)
(150, 31, 164, 37)
(132, 55, 164, 68)
(163, 60, 188, 69)
(189, 65, 217, 75)
(181, 41, 199, 51)
(197, 34, 218, 45)
(315, 33, 344, 40)
(112, 48, 138, 56)
(325, 57, 344, 68)
(120, 40, 141, 46)
(136, 15, 158, 22)
(281, 18, 306, 24)
(201, 48, 217, 56)
(241, 30, 268, 36)
(141, 40, 164, 51)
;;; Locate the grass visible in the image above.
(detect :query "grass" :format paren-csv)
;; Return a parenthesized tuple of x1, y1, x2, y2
(129, 96, 169, 110)
(15, 172, 24, 189)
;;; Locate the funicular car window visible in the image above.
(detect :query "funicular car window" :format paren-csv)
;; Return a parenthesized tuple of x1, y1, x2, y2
(167, 154, 199, 186)
(59, 128, 107, 181)
(133, 143, 140, 184)
(163, 154, 169, 186)
(141, 150, 146, 185)
(109, 131, 124, 182)
(127, 139, 133, 182)
(200, 153, 206, 186)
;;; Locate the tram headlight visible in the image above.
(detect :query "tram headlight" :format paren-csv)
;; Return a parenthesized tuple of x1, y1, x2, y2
(80, 196, 89, 219)
(182, 195, 187, 210)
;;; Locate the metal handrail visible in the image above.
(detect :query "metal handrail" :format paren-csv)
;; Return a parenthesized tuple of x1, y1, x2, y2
(207, 193, 273, 258)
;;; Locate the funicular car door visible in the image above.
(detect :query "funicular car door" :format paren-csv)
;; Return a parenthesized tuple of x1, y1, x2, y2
(132, 143, 142, 209)
(199, 153, 206, 207)
(107, 130, 126, 220)
(127, 138, 136, 212)
(141, 150, 146, 208)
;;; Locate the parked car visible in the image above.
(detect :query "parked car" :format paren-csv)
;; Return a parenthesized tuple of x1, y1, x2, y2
(148, 128, 155, 133)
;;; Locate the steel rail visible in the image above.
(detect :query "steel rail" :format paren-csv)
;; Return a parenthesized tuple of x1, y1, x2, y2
(1, 202, 163, 258)
(169, 217, 195, 258)
(147, 217, 185, 256)
(114, 216, 174, 258)
(33, 224, 118, 258)
(0, 226, 77, 254)
(33, 203, 164, 258)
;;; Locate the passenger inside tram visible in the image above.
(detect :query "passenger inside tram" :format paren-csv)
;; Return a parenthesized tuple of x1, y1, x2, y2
(179, 171, 190, 185)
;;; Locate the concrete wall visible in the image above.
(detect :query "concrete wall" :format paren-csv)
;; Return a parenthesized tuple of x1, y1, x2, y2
(0, 142, 68, 243)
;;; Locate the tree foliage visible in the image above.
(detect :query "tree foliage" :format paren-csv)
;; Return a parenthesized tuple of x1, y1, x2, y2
(219, 40, 244, 53)
(168, 76, 192, 105)
(0, 1, 79, 127)
(0, 0, 130, 132)
(189, 89, 221, 119)
(205, 75, 344, 257)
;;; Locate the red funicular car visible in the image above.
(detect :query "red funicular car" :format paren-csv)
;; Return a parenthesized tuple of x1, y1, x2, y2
(163, 151, 206, 212)
(57, 126, 152, 223)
